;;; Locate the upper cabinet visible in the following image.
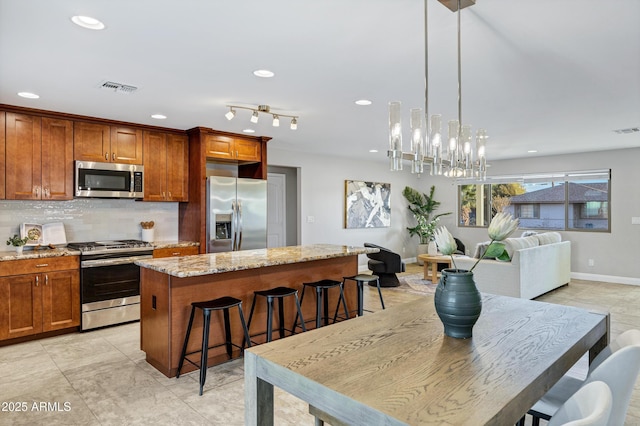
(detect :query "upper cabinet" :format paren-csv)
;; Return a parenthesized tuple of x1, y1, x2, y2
(0, 112, 5, 199)
(205, 135, 261, 162)
(74, 122, 143, 164)
(5, 113, 73, 200)
(143, 130, 188, 202)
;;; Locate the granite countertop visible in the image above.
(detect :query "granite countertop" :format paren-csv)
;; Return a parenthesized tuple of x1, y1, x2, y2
(0, 247, 80, 261)
(135, 244, 379, 278)
(0, 240, 199, 262)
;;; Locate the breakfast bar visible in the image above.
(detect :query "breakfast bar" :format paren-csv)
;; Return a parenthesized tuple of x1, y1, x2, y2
(135, 244, 377, 377)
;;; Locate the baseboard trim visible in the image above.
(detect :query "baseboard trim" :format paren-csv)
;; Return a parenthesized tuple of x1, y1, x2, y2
(571, 272, 640, 286)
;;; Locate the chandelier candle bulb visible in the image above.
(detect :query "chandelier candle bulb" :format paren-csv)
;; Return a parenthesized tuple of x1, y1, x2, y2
(389, 101, 403, 171)
(410, 108, 425, 174)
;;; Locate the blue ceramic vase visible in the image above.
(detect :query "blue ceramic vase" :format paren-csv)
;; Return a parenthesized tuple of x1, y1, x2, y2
(434, 268, 482, 339)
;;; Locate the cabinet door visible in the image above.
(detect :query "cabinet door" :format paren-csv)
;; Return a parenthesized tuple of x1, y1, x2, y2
(205, 135, 234, 160)
(0, 112, 5, 199)
(143, 130, 167, 201)
(235, 138, 261, 162)
(42, 270, 80, 332)
(0, 274, 43, 340)
(41, 117, 73, 200)
(74, 121, 111, 162)
(111, 126, 143, 164)
(5, 113, 42, 199)
(165, 133, 188, 201)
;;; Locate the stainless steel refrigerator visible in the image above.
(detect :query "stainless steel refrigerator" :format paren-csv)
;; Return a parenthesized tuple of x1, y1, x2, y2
(206, 176, 267, 253)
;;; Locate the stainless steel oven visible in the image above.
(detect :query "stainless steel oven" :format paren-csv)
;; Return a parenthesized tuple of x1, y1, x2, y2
(67, 240, 153, 330)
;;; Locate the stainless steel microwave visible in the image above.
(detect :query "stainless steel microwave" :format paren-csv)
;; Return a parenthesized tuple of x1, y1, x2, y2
(75, 161, 144, 198)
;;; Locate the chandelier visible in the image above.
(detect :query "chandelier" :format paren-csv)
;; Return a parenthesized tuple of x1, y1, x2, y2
(388, 0, 487, 180)
(225, 104, 298, 130)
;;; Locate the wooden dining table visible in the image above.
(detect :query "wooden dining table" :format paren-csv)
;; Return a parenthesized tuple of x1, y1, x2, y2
(244, 293, 608, 426)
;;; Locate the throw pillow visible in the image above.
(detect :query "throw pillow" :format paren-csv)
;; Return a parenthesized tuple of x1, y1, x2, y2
(503, 235, 539, 259)
(535, 232, 562, 245)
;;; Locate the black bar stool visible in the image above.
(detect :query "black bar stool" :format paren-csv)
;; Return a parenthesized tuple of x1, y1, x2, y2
(294, 279, 350, 330)
(176, 296, 251, 396)
(245, 286, 306, 345)
(338, 274, 385, 318)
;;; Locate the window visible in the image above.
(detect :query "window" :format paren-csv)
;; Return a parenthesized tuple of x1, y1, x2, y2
(458, 170, 610, 232)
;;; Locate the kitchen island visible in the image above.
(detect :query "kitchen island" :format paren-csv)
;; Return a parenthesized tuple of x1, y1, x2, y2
(135, 244, 377, 377)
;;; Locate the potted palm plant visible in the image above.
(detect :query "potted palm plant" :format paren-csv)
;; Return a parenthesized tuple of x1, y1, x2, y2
(402, 186, 451, 265)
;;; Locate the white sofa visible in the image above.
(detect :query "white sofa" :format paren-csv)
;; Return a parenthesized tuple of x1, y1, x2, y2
(455, 232, 571, 299)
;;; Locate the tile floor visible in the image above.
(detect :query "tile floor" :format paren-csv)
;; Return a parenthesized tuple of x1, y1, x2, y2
(1, 265, 639, 425)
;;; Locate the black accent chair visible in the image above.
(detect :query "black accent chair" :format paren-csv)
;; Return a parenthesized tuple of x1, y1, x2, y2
(364, 243, 406, 287)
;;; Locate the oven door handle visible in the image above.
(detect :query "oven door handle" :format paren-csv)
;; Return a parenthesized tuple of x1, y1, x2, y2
(81, 255, 153, 268)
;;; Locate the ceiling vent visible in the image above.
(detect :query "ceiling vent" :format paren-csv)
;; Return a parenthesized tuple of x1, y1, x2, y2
(613, 127, 639, 134)
(99, 80, 138, 94)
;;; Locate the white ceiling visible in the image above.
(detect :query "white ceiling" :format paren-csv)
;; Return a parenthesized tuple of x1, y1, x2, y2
(1, 0, 639, 164)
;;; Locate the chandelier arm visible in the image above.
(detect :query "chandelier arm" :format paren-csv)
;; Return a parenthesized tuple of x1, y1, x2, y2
(424, 0, 429, 122)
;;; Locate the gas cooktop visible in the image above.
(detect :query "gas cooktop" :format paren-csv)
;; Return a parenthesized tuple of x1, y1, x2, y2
(67, 239, 153, 254)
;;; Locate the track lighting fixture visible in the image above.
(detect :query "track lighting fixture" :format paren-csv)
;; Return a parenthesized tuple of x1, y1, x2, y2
(224, 104, 298, 130)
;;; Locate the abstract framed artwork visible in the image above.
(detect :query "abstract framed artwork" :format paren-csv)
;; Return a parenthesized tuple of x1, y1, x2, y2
(344, 180, 391, 228)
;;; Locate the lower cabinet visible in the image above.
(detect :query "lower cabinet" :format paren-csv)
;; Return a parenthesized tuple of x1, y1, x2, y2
(0, 257, 80, 341)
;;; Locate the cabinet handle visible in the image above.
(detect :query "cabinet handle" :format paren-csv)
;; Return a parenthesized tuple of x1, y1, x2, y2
(105, 152, 109, 160)
(45, 275, 49, 286)
(172, 252, 180, 256)
(236, 150, 239, 158)
(162, 192, 166, 199)
(35, 276, 39, 287)
(44, 187, 51, 198)
(112, 152, 116, 161)
(168, 192, 172, 199)
(36, 263, 49, 267)
(33, 186, 40, 197)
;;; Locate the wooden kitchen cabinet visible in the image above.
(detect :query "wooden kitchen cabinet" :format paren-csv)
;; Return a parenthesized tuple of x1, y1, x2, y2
(143, 131, 188, 201)
(0, 256, 80, 341)
(153, 246, 199, 258)
(5, 113, 74, 200)
(74, 122, 143, 164)
(205, 135, 261, 162)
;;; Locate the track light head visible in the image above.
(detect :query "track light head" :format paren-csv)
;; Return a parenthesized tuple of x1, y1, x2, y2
(290, 117, 298, 130)
(272, 115, 280, 127)
(225, 108, 236, 120)
(250, 110, 259, 123)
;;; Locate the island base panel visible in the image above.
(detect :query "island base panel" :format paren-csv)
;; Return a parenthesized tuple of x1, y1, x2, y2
(141, 256, 358, 377)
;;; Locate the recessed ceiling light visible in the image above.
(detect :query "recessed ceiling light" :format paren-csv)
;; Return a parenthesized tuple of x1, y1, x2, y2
(369, 149, 379, 153)
(71, 15, 105, 30)
(243, 129, 256, 133)
(253, 69, 275, 78)
(528, 150, 538, 153)
(356, 100, 372, 106)
(18, 92, 39, 99)
(151, 114, 167, 120)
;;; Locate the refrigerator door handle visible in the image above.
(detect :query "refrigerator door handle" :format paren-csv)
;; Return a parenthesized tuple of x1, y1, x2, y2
(237, 200, 243, 250)
(231, 201, 238, 251)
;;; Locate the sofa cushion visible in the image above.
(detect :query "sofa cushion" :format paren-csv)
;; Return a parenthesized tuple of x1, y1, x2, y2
(535, 232, 562, 245)
(503, 236, 539, 259)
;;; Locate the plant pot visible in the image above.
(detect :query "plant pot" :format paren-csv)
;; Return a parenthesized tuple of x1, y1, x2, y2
(15, 246, 24, 255)
(434, 269, 482, 339)
(416, 243, 429, 265)
(427, 240, 438, 255)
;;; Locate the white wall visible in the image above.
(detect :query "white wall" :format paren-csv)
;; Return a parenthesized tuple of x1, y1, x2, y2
(270, 146, 640, 284)
(450, 147, 640, 285)
(268, 147, 459, 269)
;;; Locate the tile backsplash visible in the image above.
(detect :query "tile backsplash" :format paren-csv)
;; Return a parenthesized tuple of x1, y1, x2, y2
(0, 199, 178, 247)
